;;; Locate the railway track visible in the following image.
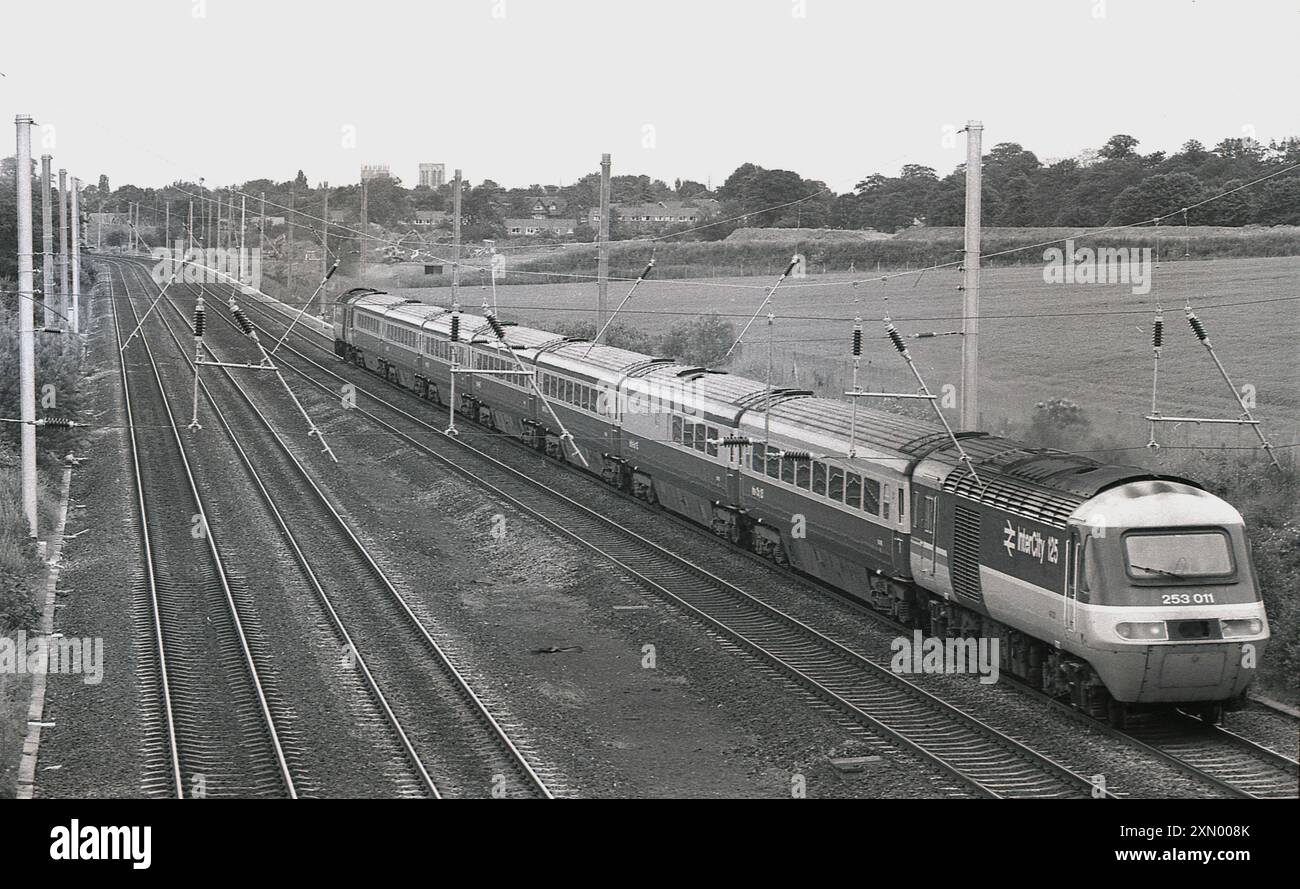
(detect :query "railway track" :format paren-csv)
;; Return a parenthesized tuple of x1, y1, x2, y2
(1117, 712, 1298, 799)
(111, 259, 554, 799)
(206, 275, 1112, 799)
(108, 262, 298, 799)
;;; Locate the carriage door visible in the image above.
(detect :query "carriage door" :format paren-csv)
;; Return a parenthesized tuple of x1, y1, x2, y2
(723, 433, 744, 505)
(921, 494, 938, 576)
(1063, 530, 1080, 632)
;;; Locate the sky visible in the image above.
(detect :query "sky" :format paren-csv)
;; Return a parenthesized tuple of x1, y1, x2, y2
(1, 0, 1297, 193)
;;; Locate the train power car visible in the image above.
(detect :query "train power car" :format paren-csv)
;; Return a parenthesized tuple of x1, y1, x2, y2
(332, 288, 1270, 726)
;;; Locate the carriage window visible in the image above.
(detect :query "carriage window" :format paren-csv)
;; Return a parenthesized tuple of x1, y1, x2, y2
(863, 478, 881, 515)
(812, 461, 827, 496)
(671, 415, 683, 444)
(752, 443, 766, 472)
(693, 423, 706, 452)
(846, 473, 862, 509)
(706, 426, 719, 457)
(565, 380, 574, 404)
(766, 453, 780, 480)
(898, 487, 906, 521)
(796, 461, 811, 490)
(780, 456, 796, 484)
(827, 467, 844, 501)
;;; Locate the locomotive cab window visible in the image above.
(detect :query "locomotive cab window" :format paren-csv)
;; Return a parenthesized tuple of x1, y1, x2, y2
(752, 443, 766, 471)
(706, 426, 719, 457)
(671, 416, 683, 444)
(766, 452, 780, 479)
(795, 461, 810, 490)
(1080, 536, 1099, 598)
(1123, 530, 1235, 581)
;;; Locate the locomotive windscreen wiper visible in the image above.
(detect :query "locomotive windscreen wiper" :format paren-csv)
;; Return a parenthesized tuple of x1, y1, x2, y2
(1130, 564, 1187, 580)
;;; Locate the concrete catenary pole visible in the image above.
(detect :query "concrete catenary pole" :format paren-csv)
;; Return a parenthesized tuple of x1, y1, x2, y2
(360, 175, 368, 280)
(239, 194, 247, 284)
(597, 152, 611, 331)
(70, 178, 82, 335)
(58, 168, 69, 320)
(318, 182, 329, 315)
(960, 120, 983, 432)
(40, 154, 54, 330)
(14, 116, 37, 537)
(287, 187, 296, 296)
(451, 169, 462, 305)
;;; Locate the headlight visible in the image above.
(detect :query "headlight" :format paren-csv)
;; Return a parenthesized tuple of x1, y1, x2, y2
(1116, 621, 1168, 641)
(1220, 618, 1263, 638)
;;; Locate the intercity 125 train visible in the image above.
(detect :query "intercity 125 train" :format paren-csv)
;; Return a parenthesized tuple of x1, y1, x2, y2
(332, 287, 1270, 725)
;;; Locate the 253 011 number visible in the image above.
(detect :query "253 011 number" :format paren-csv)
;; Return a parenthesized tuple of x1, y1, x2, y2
(1161, 593, 1216, 605)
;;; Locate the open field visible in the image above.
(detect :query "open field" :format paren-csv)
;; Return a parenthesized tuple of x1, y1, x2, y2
(386, 255, 1300, 471)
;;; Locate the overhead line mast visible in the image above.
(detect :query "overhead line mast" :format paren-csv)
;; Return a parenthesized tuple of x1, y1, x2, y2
(959, 119, 982, 432)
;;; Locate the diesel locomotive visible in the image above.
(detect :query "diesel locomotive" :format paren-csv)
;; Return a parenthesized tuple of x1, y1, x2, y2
(332, 287, 1270, 726)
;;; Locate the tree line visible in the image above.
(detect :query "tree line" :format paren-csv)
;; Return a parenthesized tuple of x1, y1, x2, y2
(3, 131, 1300, 279)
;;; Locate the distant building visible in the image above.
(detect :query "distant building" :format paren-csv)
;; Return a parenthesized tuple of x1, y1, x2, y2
(89, 211, 129, 226)
(590, 199, 719, 228)
(409, 210, 448, 228)
(418, 163, 446, 189)
(530, 196, 568, 218)
(504, 217, 576, 237)
(328, 209, 350, 223)
(360, 164, 390, 182)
